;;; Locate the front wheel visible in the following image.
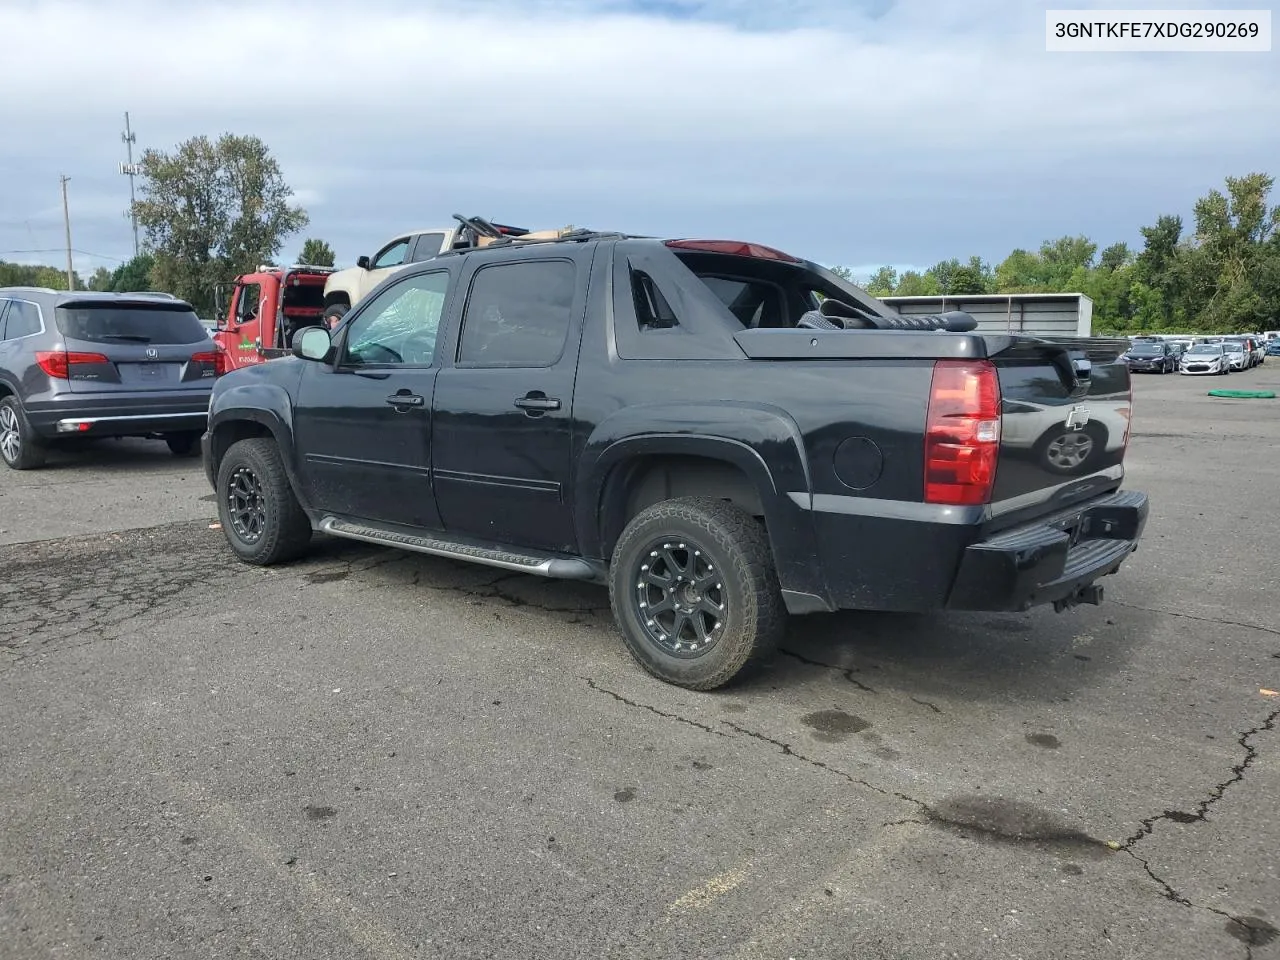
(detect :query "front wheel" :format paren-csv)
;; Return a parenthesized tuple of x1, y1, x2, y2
(608, 497, 786, 690)
(215, 438, 312, 565)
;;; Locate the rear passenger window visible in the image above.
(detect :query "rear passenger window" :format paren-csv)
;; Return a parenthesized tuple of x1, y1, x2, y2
(4, 301, 42, 339)
(458, 261, 576, 367)
(699, 276, 786, 329)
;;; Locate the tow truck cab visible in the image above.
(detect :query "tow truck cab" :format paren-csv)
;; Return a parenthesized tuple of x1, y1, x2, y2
(213, 264, 337, 373)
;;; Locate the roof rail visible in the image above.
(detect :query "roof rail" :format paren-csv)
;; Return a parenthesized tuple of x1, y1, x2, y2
(0, 285, 59, 295)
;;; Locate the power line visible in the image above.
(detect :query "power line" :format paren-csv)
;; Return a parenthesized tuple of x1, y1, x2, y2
(0, 248, 128, 263)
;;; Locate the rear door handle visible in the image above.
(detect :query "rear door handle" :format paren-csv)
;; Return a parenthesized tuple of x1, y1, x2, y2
(385, 393, 424, 409)
(513, 394, 561, 414)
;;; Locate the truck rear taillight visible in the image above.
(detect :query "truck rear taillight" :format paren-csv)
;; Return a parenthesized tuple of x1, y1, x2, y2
(191, 349, 228, 376)
(924, 359, 1001, 506)
(35, 350, 109, 379)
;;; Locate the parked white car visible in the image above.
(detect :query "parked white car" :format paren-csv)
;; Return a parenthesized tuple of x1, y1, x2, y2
(1179, 343, 1230, 375)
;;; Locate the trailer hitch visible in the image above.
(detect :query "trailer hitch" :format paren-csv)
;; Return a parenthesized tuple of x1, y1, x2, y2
(1053, 583, 1104, 613)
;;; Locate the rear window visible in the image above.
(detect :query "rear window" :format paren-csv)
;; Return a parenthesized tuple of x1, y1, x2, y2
(55, 302, 209, 345)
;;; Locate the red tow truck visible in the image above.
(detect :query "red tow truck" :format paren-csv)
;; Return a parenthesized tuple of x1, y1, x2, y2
(212, 263, 337, 373)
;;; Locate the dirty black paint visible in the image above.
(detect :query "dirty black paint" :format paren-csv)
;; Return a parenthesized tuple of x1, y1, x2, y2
(1026, 733, 1061, 749)
(1225, 916, 1278, 947)
(614, 787, 636, 803)
(801, 709, 871, 742)
(303, 805, 337, 820)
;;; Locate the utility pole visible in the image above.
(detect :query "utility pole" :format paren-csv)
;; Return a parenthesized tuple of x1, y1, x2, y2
(119, 111, 140, 257)
(60, 175, 75, 291)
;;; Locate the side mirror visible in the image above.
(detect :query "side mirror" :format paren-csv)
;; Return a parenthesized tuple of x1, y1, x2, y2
(293, 326, 333, 362)
(356, 255, 371, 270)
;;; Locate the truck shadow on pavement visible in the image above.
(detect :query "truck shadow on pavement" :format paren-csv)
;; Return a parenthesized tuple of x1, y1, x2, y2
(296, 534, 1141, 706)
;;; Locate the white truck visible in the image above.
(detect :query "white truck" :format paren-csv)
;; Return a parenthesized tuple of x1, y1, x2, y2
(320, 215, 568, 324)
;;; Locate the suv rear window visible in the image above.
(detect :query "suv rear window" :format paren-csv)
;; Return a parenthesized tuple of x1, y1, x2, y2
(55, 302, 209, 345)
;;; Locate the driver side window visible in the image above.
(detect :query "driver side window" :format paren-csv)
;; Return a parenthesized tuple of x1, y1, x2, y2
(371, 238, 411, 270)
(344, 271, 450, 367)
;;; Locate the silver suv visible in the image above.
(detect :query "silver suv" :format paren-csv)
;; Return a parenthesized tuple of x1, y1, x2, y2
(0, 288, 222, 469)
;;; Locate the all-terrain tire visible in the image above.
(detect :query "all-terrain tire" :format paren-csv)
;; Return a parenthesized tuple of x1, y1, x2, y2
(608, 497, 786, 690)
(0, 396, 47, 470)
(215, 438, 312, 565)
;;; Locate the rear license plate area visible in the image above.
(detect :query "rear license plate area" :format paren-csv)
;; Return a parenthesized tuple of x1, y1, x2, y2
(118, 362, 180, 385)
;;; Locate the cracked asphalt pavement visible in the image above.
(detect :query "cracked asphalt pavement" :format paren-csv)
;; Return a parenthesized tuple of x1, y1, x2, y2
(1, 372, 1278, 959)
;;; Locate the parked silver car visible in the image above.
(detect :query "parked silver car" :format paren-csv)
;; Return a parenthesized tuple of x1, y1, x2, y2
(1220, 341, 1250, 371)
(1179, 343, 1230, 376)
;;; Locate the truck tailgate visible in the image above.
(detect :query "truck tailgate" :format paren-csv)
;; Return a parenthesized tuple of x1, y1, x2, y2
(987, 335, 1133, 528)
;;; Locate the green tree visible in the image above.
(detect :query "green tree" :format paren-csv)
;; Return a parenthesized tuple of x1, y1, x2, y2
(88, 267, 114, 291)
(108, 254, 156, 293)
(0, 261, 82, 290)
(863, 266, 898, 296)
(298, 238, 335, 267)
(894, 270, 938, 296)
(133, 133, 308, 313)
(828, 265, 855, 282)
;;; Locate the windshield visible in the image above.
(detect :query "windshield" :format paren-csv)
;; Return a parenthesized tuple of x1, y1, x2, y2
(1222, 343, 1244, 353)
(1188, 345, 1222, 355)
(1129, 347, 1161, 356)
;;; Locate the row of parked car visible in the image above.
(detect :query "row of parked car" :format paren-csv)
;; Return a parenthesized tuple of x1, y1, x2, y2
(1121, 333, 1279, 376)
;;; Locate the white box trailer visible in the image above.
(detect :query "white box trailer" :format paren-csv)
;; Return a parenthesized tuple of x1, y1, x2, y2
(879, 293, 1093, 338)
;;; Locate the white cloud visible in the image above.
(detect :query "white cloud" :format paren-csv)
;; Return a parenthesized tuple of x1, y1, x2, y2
(1, 0, 1275, 274)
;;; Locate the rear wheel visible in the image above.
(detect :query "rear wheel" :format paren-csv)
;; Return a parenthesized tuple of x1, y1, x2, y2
(164, 431, 202, 458)
(608, 497, 786, 690)
(215, 438, 312, 565)
(0, 396, 46, 470)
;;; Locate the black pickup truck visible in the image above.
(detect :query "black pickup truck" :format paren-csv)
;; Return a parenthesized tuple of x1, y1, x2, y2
(202, 231, 1148, 689)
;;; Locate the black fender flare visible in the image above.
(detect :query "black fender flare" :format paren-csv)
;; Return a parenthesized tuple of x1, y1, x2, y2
(576, 402, 830, 608)
(207, 383, 309, 509)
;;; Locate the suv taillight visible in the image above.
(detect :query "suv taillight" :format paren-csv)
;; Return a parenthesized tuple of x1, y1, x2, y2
(191, 349, 227, 376)
(35, 350, 109, 379)
(924, 359, 1001, 506)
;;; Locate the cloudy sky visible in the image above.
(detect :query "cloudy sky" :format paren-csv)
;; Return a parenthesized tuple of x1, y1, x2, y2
(1, 0, 1276, 281)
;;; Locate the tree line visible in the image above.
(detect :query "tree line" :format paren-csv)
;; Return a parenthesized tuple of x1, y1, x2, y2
(832, 172, 1279, 334)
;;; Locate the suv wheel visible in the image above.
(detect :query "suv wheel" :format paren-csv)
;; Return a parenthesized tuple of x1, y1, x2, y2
(215, 438, 312, 564)
(0, 396, 47, 470)
(608, 497, 786, 690)
(164, 431, 202, 458)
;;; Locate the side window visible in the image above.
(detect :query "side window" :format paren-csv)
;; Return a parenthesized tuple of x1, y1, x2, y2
(631, 270, 679, 330)
(5, 300, 42, 339)
(409, 233, 447, 263)
(236, 283, 261, 325)
(343, 271, 450, 367)
(457, 260, 576, 367)
(371, 238, 411, 270)
(699, 276, 785, 329)
(0, 300, 10, 340)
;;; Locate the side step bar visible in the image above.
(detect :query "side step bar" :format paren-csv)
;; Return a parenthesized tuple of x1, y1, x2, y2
(317, 517, 599, 580)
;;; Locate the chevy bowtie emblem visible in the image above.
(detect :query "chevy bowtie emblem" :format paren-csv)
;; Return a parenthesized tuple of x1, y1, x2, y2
(1064, 406, 1090, 430)
(145, 348, 158, 359)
